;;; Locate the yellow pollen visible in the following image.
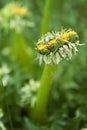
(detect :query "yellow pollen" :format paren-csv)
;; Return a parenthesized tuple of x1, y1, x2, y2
(62, 31, 76, 40)
(67, 31, 76, 35)
(56, 36, 62, 40)
(37, 44, 48, 50)
(48, 39, 56, 45)
(61, 33, 68, 40)
(11, 4, 27, 15)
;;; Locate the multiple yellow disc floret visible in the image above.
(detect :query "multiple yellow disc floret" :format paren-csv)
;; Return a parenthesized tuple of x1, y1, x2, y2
(10, 3, 27, 15)
(36, 29, 80, 64)
(0, 2, 34, 33)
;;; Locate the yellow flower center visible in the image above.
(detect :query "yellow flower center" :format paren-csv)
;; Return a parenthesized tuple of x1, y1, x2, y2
(10, 4, 27, 15)
(37, 39, 57, 50)
(48, 39, 56, 45)
(62, 31, 77, 40)
(37, 44, 48, 50)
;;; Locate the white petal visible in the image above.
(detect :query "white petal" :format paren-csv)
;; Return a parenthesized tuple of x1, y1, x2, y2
(43, 55, 51, 64)
(59, 47, 66, 59)
(39, 55, 43, 65)
(53, 52, 61, 64)
(63, 45, 72, 59)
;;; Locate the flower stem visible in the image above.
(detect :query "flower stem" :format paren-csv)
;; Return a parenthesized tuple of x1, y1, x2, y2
(11, 31, 33, 71)
(41, 0, 52, 34)
(31, 64, 57, 123)
(30, 0, 52, 124)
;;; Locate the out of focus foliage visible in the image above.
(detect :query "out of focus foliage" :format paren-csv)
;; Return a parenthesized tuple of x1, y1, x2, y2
(0, 0, 87, 130)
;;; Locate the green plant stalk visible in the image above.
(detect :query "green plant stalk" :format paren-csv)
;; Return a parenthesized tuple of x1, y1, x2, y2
(31, 64, 57, 123)
(30, 0, 52, 123)
(41, 0, 52, 34)
(11, 31, 33, 71)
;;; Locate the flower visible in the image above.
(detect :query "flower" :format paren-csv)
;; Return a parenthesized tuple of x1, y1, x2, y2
(36, 29, 81, 64)
(0, 2, 34, 33)
(10, 3, 27, 15)
(59, 29, 78, 40)
(20, 79, 40, 107)
(0, 64, 11, 87)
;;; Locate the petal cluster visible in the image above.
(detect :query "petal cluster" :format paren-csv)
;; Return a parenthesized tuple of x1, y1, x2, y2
(10, 3, 27, 15)
(0, 3, 34, 33)
(20, 79, 40, 107)
(36, 29, 80, 64)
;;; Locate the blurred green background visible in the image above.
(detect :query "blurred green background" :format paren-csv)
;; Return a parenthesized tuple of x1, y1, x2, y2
(0, 0, 87, 130)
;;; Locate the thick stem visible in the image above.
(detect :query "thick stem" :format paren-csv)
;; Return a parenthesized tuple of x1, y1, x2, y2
(31, 64, 57, 123)
(30, 0, 52, 124)
(41, 0, 52, 34)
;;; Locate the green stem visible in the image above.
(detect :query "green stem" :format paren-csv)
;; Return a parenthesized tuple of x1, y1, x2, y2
(41, 0, 52, 34)
(11, 31, 33, 71)
(31, 64, 57, 123)
(30, 0, 52, 124)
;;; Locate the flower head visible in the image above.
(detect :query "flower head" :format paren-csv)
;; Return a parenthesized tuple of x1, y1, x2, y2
(59, 29, 78, 42)
(20, 79, 40, 107)
(0, 2, 34, 33)
(1, 3, 28, 16)
(36, 29, 81, 64)
(10, 3, 27, 15)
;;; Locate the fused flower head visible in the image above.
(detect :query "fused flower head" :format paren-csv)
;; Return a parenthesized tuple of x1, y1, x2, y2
(0, 2, 34, 33)
(1, 3, 28, 16)
(36, 29, 81, 64)
(10, 3, 27, 15)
